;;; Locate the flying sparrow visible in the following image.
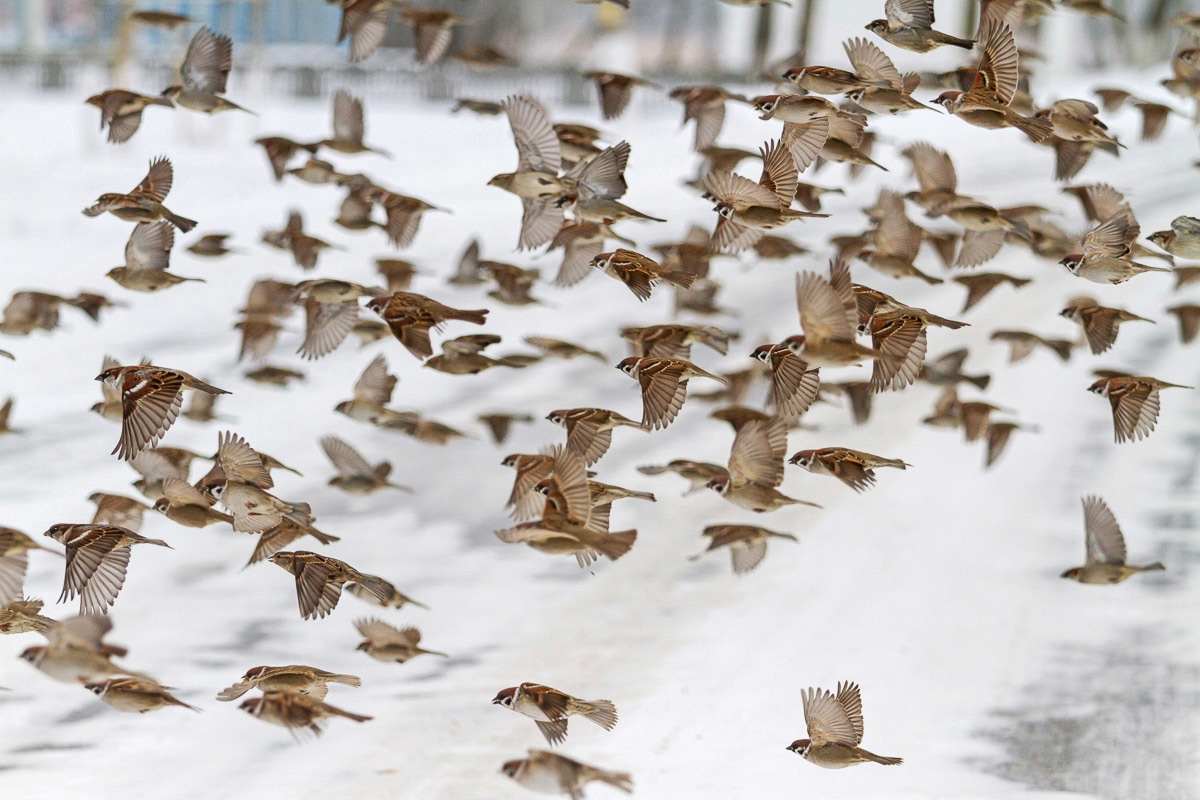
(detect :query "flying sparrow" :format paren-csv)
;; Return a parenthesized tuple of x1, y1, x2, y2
(855, 191, 944, 284)
(268, 551, 393, 620)
(1060, 297, 1154, 354)
(622, 324, 732, 360)
(931, 22, 1053, 143)
(217, 665, 362, 702)
(1062, 496, 1165, 583)
(365, 292, 489, 360)
(334, 354, 400, 425)
(82, 156, 198, 232)
(318, 89, 389, 155)
(546, 408, 644, 467)
(245, 519, 340, 567)
(616, 357, 726, 431)
(1166, 304, 1200, 345)
(493, 682, 618, 745)
(501, 749, 632, 798)
(1, 290, 115, 335)
(254, 137, 319, 181)
(44, 523, 171, 615)
(841, 39, 931, 114)
(162, 27, 252, 113)
(495, 515, 637, 568)
(788, 681, 902, 767)
(990, 330, 1073, 363)
(637, 460, 729, 495)
(320, 435, 411, 494)
(453, 44, 517, 70)
(953, 272, 1031, 312)
(153, 477, 234, 529)
(502, 450, 557, 521)
(88, 492, 150, 533)
(750, 343, 821, 421)
(0, 526, 59, 604)
(788, 448, 909, 492)
(399, 8, 465, 65)
(335, 0, 395, 63)
(345, 576, 427, 611)
(240, 689, 372, 737)
(85, 89, 173, 144)
(590, 249, 695, 300)
(245, 366, 305, 386)
(107, 221, 205, 293)
(691, 524, 798, 574)
(478, 413, 535, 444)
(85, 677, 200, 713)
(19, 614, 147, 684)
(1147, 215, 1200, 259)
(0, 597, 57, 635)
(706, 417, 821, 512)
(668, 85, 746, 152)
(584, 71, 658, 119)
(1088, 374, 1192, 443)
(984, 420, 1036, 468)
(866, 0, 974, 52)
(1060, 206, 1171, 284)
(354, 617, 447, 663)
(791, 259, 888, 367)
(96, 364, 229, 460)
(208, 480, 312, 534)
(130, 10, 192, 28)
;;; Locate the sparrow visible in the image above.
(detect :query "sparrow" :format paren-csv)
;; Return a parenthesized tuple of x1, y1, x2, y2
(822, 381, 875, 425)
(295, 297, 361, 361)
(1166, 304, 1200, 345)
(691, 524, 798, 574)
(246, 519, 340, 567)
(622, 324, 732, 360)
(493, 682, 618, 746)
(336, 0, 396, 63)
(210, 480, 312, 535)
(590, 249, 695, 300)
(1, 290, 114, 335)
(153, 478, 233, 529)
(95, 364, 230, 460)
(478, 413, 535, 444)
(426, 334, 534, 374)
(107, 221, 204, 293)
(866, 0, 974, 52)
(0, 597, 57, 635)
(217, 665, 362, 702)
(788, 681, 902, 767)
(85, 677, 200, 713)
(706, 417, 821, 512)
(495, 508, 637, 567)
(268, 551, 392, 620)
(854, 192, 943, 284)
(240, 689, 372, 737)
(546, 408, 644, 467)
(524, 336, 606, 362)
(1060, 206, 1171, 284)
(953, 272, 1031, 312)
(354, 617, 447, 663)
(318, 89, 389, 155)
(19, 614, 146, 684)
(0, 527, 59, 604)
(1060, 297, 1154, 355)
(616, 357, 726, 431)
(365, 292, 489, 360)
(1040, 99, 1123, 150)
(841, 39, 931, 114)
(85, 89, 173, 143)
(500, 749, 632, 798)
(44, 523, 171, 615)
(320, 435, 411, 494)
(181, 385, 223, 423)
(931, 22, 1053, 143)
(750, 343, 821, 421)
(367, 185, 445, 249)
(82, 156, 198, 232)
(584, 71, 658, 120)
(453, 44, 516, 69)
(1062, 496, 1164, 584)
(488, 96, 568, 248)
(669, 85, 746, 152)
(245, 366, 305, 386)
(1147, 215, 1200, 259)
(130, 10, 192, 27)
(502, 450, 557, 520)
(990, 330, 1073, 363)
(334, 354, 400, 425)
(638, 460, 741, 495)
(88, 492, 150, 533)
(254, 137, 319, 181)
(984, 421, 1036, 468)
(1088, 375, 1192, 444)
(478, 262, 542, 306)
(788, 448, 909, 492)
(162, 27, 252, 113)
(400, 8, 465, 65)
(345, 574, 427, 610)
(792, 259, 888, 368)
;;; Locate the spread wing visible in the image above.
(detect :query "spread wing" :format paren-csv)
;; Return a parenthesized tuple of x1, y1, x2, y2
(133, 157, 174, 202)
(124, 222, 174, 271)
(1082, 495, 1127, 565)
(117, 371, 184, 460)
(299, 299, 358, 361)
(217, 431, 274, 489)
(180, 27, 232, 94)
(727, 418, 786, 487)
(802, 684, 861, 746)
(353, 354, 397, 404)
(970, 21, 1018, 106)
(502, 95, 561, 174)
(796, 271, 855, 341)
(320, 435, 375, 479)
(886, 0, 934, 28)
(844, 37, 902, 90)
(332, 89, 366, 145)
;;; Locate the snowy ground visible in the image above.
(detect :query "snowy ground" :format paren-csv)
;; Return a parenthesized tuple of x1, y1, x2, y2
(0, 63, 1198, 800)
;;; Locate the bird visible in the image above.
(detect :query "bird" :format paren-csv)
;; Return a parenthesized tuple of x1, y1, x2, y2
(841, 39, 932, 114)
(335, 0, 397, 63)
(318, 90, 389, 155)
(791, 259, 889, 367)
(153, 478, 233, 529)
(85, 89, 173, 143)
(267, 551, 392, 620)
(866, 0, 974, 52)
(546, 408, 645, 467)
(19, 615, 147, 684)
(1147, 215, 1200, 259)
(750, 343, 821, 422)
(706, 417, 821, 512)
(931, 22, 1053, 142)
(984, 421, 1037, 468)
(353, 617, 447, 663)
(426, 334, 534, 374)
(320, 435, 411, 494)
(493, 682, 618, 746)
(953, 273, 1031, 312)
(82, 156, 198, 232)
(162, 27, 252, 113)
(365, 292, 488, 360)
(254, 137, 319, 181)
(1060, 297, 1154, 355)
(217, 665, 362, 702)
(129, 10, 192, 28)
(85, 677, 199, 713)
(88, 492, 151, 532)
(788, 681, 902, 767)
(669, 85, 746, 152)
(1088, 374, 1192, 443)
(990, 330, 1073, 364)
(691, 524, 798, 574)
(107, 221, 205, 293)
(615, 357, 727, 431)
(95, 364, 230, 460)
(788, 448, 909, 492)
(44, 524, 171, 615)
(584, 71, 658, 120)
(0, 527, 59, 604)
(501, 750, 632, 798)
(637, 460, 729, 495)
(1060, 206, 1172, 284)
(239, 690, 372, 737)
(399, 8, 465, 65)
(1166, 305, 1200, 345)
(590, 249, 695, 300)
(1062, 496, 1164, 583)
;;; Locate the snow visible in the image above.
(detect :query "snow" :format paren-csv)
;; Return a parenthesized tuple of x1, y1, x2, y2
(0, 59, 1198, 800)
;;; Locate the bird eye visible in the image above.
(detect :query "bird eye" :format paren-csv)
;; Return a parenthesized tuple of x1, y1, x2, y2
(90, 685, 104, 695)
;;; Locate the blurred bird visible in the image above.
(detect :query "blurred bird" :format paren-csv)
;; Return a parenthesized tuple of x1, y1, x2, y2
(255, 137, 319, 181)
(85, 677, 199, 714)
(866, 0, 974, 52)
(691, 524, 798, 574)
(320, 435, 410, 494)
(318, 90, 390, 155)
(82, 156, 197, 232)
(86, 89, 173, 144)
(501, 750, 632, 798)
(0, 527, 59, 604)
(493, 682, 618, 746)
(268, 551, 393, 620)
(162, 27, 252, 114)
(706, 417, 820, 512)
(19, 615, 147, 684)
(1060, 297, 1154, 354)
(1062, 496, 1164, 583)
(354, 618, 447, 663)
(400, 8, 465, 65)
(990, 330, 1073, 363)
(616, 357, 726, 431)
(240, 690, 372, 737)
(217, 665, 361, 702)
(107, 221, 204, 293)
(1147, 216, 1200, 259)
(584, 71, 658, 120)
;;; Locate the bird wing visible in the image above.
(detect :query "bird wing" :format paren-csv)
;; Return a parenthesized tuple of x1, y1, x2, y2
(299, 299, 358, 361)
(332, 89, 367, 145)
(502, 95, 561, 174)
(796, 272, 855, 342)
(117, 371, 184, 460)
(702, 170, 780, 210)
(320, 435, 375, 479)
(727, 418, 787, 487)
(180, 27, 232, 94)
(844, 37, 902, 90)
(217, 431, 274, 489)
(1082, 495, 1127, 565)
(969, 21, 1018, 106)
(133, 156, 174, 203)
(886, 0, 934, 28)
(802, 685, 861, 747)
(353, 354, 397, 405)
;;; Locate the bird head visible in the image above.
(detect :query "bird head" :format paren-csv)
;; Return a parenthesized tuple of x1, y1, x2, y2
(752, 95, 780, 119)
(788, 451, 813, 468)
(1060, 567, 1083, 580)
(865, 19, 889, 34)
(1058, 254, 1084, 274)
(491, 687, 517, 708)
(1087, 378, 1111, 396)
(931, 91, 962, 111)
(786, 738, 813, 757)
(615, 357, 642, 378)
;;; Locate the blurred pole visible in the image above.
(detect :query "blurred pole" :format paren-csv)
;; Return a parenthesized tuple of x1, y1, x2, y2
(112, 0, 137, 86)
(963, 0, 978, 38)
(752, 4, 772, 75)
(21, 0, 47, 55)
(797, 0, 816, 65)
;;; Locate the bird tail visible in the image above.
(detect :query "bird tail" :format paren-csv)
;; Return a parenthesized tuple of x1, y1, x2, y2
(327, 673, 363, 688)
(938, 31, 976, 49)
(878, 458, 910, 470)
(575, 698, 619, 730)
(582, 767, 634, 794)
(594, 530, 637, 561)
(1044, 339, 1074, 362)
(864, 750, 903, 766)
(661, 270, 697, 290)
(1013, 113, 1054, 143)
(1138, 562, 1166, 572)
(164, 210, 198, 233)
(627, 490, 656, 502)
(189, 377, 231, 395)
(143, 537, 172, 548)
(1133, 261, 1172, 274)
(450, 308, 489, 325)
(308, 527, 341, 546)
(331, 707, 373, 723)
(966, 373, 991, 391)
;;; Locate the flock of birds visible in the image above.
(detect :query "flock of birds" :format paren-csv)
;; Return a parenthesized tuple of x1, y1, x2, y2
(2, 1, 1199, 796)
